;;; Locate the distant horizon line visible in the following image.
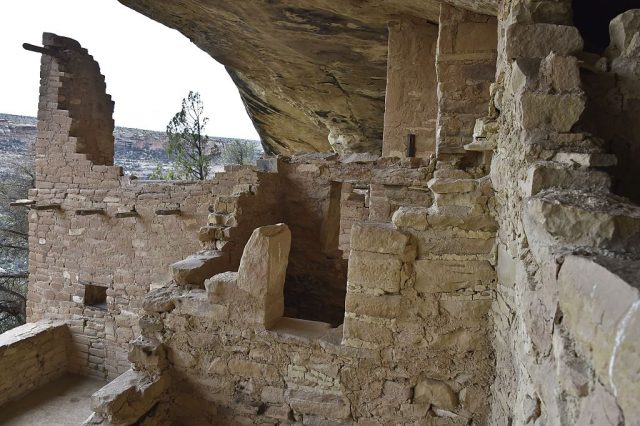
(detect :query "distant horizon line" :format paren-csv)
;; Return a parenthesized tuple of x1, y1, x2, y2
(0, 111, 261, 142)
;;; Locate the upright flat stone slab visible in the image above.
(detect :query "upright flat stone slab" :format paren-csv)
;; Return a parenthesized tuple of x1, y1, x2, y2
(237, 223, 291, 327)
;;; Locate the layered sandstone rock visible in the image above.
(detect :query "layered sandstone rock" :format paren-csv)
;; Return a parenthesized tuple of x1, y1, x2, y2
(117, 0, 499, 155)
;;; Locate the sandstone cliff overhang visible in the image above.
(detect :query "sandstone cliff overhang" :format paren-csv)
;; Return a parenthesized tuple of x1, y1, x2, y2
(117, 0, 499, 155)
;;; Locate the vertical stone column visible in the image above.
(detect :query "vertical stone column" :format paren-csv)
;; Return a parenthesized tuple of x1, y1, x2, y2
(382, 18, 438, 158)
(435, 5, 497, 163)
(342, 223, 415, 349)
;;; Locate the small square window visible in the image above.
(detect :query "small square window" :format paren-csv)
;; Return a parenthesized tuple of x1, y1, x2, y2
(84, 284, 107, 310)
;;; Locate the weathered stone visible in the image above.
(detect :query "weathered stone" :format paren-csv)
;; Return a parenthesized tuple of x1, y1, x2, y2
(525, 191, 640, 256)
(575, 383, 623, 426)
(91, 369, 168, 425)
(415, 259, 495, 293)
(344, 293, 401, 318)
(228, 358, 279, 381)
(391, 207, 429, 230)
(525, 162, 611, 196)
(171, 251, 230, 287)
(236, 224, 291, 327)
(428, 178, 477, 194)
(347, 251, 403, 293)
(539, 52, 581, 93)
(608, 9, 640, 57)
(142, 286, 178, 313)
(558, 255, 640, 421)
(204, 271, 238, 304)
(128, 336, 167, 372)
(505, 24, 583, 59)
(286, 389, 351, 420)
(552, 152, 617, 167)
(519, 93, 585, 132)
(410, 229, 495, 257)
(413, 378, 458, 410)
(343, 317, 393, 346)
(350, 223, 411, 255)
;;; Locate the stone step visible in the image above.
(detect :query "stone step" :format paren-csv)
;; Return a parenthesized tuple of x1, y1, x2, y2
(171, 251, 230, 287)
(525, 161, 611, 196)
(428, 177, 477, 194)
(541, 133, 609, 154)
(524, 190, 640, 257)
(552, 152, 617, 167)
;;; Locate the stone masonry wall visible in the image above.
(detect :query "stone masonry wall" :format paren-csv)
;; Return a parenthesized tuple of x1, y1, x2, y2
(131, 177, 497, 424)
(489, 1, 640, 424)
(0, 320, 71, 407)
(436, 5, 497, 164)
(382, 18, 438, 158)
(28, 34, 284, 380)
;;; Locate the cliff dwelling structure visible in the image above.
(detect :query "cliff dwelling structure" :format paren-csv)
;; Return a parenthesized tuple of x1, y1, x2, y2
(2, 0, 640, 425)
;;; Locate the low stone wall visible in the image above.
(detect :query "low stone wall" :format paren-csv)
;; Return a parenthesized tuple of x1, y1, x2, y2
(0, 320, 71, 407)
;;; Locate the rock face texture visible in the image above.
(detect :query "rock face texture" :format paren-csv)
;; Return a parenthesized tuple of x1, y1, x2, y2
(117, 0, 498, 155)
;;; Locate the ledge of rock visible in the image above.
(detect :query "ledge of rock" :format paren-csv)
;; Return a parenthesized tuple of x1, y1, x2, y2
(118, 0, 498, 155)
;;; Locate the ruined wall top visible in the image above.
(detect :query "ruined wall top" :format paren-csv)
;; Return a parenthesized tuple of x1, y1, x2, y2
(35, 33, 118, 187)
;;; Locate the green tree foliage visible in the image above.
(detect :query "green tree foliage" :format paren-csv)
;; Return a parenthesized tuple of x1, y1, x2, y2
(166, 91, 218, 180)
(221, 140, 261, 166)
(147, 164, 177, 180)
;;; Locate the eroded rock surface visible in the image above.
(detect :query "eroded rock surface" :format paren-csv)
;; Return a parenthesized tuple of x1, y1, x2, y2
(118, 0, 498, 155)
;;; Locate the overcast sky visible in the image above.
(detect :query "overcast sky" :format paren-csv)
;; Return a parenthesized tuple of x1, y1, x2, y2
(0, 0, 260, 140)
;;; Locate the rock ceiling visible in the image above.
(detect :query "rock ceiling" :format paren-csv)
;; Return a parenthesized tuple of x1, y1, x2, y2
(118, 0, 499, 154)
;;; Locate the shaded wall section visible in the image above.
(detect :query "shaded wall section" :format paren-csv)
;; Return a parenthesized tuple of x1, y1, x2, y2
(382, 18, 438, 158)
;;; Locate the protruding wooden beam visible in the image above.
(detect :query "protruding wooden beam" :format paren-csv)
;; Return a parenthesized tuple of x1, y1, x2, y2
(75, 208, 105, 216)
(406, 134, 416, 158)
(115, 210, 139, 219)
(155, 208, 181, 216)
(32, 203, 61, 211)
(10, 199, 36, 207)
(22, 43, 62, 59)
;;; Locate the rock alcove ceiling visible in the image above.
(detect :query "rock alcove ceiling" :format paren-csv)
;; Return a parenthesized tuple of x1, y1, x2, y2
(118, 0, 499, 155)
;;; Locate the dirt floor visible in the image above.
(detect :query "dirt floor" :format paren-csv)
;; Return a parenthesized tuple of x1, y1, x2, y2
(0, 374, 106, 425)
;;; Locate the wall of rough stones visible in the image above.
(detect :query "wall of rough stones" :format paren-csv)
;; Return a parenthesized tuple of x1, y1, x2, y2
(489, 1, 640, 424)
(435, 5, 497, 164)
(0, 320, 71, 407)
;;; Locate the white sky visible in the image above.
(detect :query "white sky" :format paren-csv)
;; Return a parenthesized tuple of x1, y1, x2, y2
(0, 0, 260, 139)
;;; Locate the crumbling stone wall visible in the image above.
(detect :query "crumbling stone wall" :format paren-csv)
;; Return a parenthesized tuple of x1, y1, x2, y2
(489, 1, 640, 424)
(28, 34, 283, 380)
